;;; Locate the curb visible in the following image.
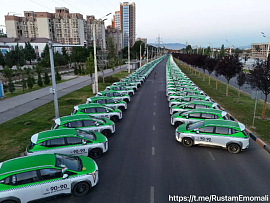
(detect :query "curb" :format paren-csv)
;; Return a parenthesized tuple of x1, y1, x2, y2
(174, 58, 270, 155)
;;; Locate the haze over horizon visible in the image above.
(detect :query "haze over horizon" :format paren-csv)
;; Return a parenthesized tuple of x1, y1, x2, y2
(1, 0, 269, 48)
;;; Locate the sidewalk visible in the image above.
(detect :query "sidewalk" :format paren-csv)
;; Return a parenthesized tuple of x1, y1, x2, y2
(0, 65, 128, 124)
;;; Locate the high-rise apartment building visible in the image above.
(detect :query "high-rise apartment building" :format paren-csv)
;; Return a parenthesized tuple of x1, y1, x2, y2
(4, 7, 107, 50)
(120, 2, 136, 48)
(106, 25, 123, 53)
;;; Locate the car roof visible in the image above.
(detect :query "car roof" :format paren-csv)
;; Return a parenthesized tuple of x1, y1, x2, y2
(88, 96, 112, 101)
(0, 154, 56, 176)
(186, 108, 223, 114)
(98, 90, 119, 94)
(57, 115, 93, 124)
(178, 95, 209, 99)
(76, 103, 104, 109)
(33, 129, 78, 144)
(203, 119, 243, 130)
(182, 100, 214, 105)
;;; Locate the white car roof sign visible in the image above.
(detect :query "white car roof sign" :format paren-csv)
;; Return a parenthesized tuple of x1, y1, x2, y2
(74, 106, 79, 110)
(238, 122, 245, 131)
(31, 133, 39, 144)
(222, 111, 227, 117)
(55, 118, 60, 125)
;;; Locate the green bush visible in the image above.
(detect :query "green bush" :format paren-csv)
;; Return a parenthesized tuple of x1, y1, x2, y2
(98, 75, 119, 83)
(44, 72, 50, 85)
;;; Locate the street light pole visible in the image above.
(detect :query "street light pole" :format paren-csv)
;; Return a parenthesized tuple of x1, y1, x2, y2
(146, 45, 148, 63)
(128, 36, 130, 73)
(48, 41, 59, 119)
(93, 22, 98, 93)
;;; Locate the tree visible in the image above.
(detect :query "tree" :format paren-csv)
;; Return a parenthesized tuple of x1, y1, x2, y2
(0, 50, 5, 66)
(186, 45, 192, 54)
(248, 56, 270, 118)
(236, 71, 246, 103)
(74, 63, 78, 75)
(85, 52, 95, 85)
(204, 57, 217, 85)
(14, 43, 26, 66)
(24, 42, 36, 64)
(2, 66, 13, 79)
(131, 41, 145, 59)
(109, 57, 116, 76)
(108, 37, 116, 60)
(234, 48, 243, 54)
(205, 46, 211, 56)
(62, 47, 69, 65)
(220, 44, 225, 57)
(22, 78, 27, 91)
(8, 78, 15, 93)
(215, 55, 242, 96)
(37, 72, 43, 87)
(44, 71, 50, 85)
(56, 68, 62, 81)
(27, 75, 33, 89)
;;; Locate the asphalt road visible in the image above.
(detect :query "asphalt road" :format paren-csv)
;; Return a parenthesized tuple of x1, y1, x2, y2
(46, 56, 270, 203)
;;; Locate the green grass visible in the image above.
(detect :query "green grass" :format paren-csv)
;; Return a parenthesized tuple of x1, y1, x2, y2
(174, 59, 270, 144)
(0, 71, 129, 162)
(1, 78, 74, 100)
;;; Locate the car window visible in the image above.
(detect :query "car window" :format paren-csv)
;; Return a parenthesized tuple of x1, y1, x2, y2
(215, 127, 230, 135)
(114, 92, 121, 96)
(11, 171, 39, 186)
(40, 168, 62, 180)
(185, 104, 195, 109)
(49, 138, 65, 147)
(96, 107, 107, 113)
(199, 126, 215, 133)
(96, 100, 106, 104)
(201, 113, 215, 119)
(106, 99, 115, 103)
(83, 120, 96, 126)
(66, 137, 82, 145)
(188, 113, 201, 118)
(85, 108, 96, 113)
(183, 98, 190, 102)
(69, 121, 83, 128)
(196, 105, 208, 108)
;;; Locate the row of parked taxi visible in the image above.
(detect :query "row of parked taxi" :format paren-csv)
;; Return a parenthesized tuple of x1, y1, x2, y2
(0, 56, 166, 203)
(166, 55, 249, 154)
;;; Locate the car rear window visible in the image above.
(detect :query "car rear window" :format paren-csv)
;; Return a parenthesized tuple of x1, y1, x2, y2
(55, 154, 82, 172)
(187, 121, 204, 130)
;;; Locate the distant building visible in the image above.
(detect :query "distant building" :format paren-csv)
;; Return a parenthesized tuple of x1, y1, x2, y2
(136, 38, 147, 45)
(251, 43, 269, 58)
(106, 25, 123, 54)
(120, 2, 136, 48)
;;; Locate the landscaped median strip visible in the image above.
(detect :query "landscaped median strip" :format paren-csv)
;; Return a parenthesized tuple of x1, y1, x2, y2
(174, 58, 270, 154)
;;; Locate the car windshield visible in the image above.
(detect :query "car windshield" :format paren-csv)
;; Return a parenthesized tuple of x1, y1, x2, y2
(77, 130, 96, 141)
(106, 106, 115, 111)
(55, 154, 82, 172)
(186, 121, 205, 130)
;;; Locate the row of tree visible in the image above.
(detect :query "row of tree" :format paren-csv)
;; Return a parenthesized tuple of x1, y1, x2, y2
(172, 53, 270, 119)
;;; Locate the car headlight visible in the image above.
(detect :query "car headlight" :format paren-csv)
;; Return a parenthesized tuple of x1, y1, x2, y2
(87, 170, 98, 183)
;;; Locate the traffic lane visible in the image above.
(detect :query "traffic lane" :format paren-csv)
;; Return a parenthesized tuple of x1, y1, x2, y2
(152, 61, 270, 202)
(45, 58, 168, 203)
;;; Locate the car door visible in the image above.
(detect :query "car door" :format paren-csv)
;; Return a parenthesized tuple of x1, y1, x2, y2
(84, 107, 98, 116)
(213, 127, 233, 147)
(9, 170, 42, 203)
(187, 112, 201, 123)
(82, 120, 100, 132)
(65, 137, 88, 156)
(95, 107, 110, 119)
(46, 138, 68, 154)
(40, 168, 71, 198)
(184, 104, 195, 111)
(196, 126, 215, 145)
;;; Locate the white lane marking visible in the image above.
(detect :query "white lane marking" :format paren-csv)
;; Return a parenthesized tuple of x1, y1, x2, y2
(155, 96, 156, 98)
(150, 186, 154, 203)
(153, 112, 156, 115)
(152, 147, 155, 155)
(153, 125, 155, 130)
(155, 91, 156, 93)
(154, 103, 156, 105)
(208, 151, 215, 160)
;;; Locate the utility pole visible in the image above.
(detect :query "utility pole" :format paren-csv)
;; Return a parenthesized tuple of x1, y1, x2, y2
(93, 23, 98, 93)
(128, 36, 130, 73)
(156, 34, 163, 57)
(146, 45, 148, 63)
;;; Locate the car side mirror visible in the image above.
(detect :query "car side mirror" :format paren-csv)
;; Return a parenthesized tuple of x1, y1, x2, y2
(63, 174, 68, 179)
(196, 130, 199, 134)
(107, 110, 109, 113)
(96, 123, 99, 126)
(186, 115, 189, 119)
(115, 101, 117, 104)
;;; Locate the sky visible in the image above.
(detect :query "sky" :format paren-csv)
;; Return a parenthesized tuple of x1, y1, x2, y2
(1, 0, 270, 48)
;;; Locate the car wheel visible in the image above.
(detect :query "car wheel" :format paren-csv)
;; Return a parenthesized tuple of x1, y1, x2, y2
(175, 121, 183, 127)
(73, 182, 90, 197)
(137, 84, 141, 88)
(227, 143, 241, 154)
(182, 138, 193, 147)
(111, 115, 119, 123)
(102, 129, 111, 138)
(128, 92, 133, 97)
(133, 88, 137, 92)
(89, 148, 102, 159)
(119, 106, 125, 112)
(124, 98, 129, 103)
